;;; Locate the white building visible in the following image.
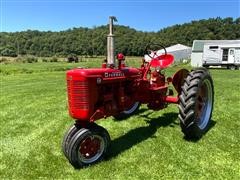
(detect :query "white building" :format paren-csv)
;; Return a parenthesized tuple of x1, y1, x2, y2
(145, 44, 192, 63)
(191, 40, 240, 69)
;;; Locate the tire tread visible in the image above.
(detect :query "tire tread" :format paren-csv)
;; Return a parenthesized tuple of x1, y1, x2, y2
(178, 67, 214, 139)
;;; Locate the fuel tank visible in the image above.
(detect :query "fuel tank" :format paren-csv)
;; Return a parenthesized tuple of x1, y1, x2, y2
(66, 67, 141, 120)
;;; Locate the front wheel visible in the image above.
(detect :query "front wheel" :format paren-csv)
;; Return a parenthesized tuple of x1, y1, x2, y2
(62, 123, 81, 158)
(178, 68, 214, 139)
(67, 124, 110, 168)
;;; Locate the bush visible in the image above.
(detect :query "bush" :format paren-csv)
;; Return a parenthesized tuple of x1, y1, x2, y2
(15, 57, 24, 63)
(50, 57, 58, 62)
(26, 56, 38, 63)
(67, 54, 79, 63)
(42, 58, 48, 62)
(0, 57, 8, 63)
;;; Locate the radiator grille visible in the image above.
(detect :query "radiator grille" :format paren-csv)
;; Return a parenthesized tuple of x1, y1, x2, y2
(67, 80, 89, 110)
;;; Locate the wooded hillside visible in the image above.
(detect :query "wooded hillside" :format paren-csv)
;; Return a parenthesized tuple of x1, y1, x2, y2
(0, 17, 239, 57)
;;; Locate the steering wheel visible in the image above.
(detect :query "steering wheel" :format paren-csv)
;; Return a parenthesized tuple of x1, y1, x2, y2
(145, 43, 167, 60)
(144, 43, 174, 69)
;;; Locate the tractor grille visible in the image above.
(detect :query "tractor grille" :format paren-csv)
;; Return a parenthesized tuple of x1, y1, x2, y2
(67, 80, 89, 110)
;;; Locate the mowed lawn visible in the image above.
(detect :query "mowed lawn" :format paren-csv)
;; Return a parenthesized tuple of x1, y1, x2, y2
(0, 60, 240, 179)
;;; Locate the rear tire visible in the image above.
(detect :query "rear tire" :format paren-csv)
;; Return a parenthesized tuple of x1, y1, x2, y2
(178, 68, 214, 139)
(114, 102, 140, 120)
(67, 124, 110, 168)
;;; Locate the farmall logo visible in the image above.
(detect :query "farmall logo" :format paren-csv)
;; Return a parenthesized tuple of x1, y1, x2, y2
(104, 72, 124, 78)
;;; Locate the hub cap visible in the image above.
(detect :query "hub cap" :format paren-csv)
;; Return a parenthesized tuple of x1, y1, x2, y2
(78, 134, 105, 164)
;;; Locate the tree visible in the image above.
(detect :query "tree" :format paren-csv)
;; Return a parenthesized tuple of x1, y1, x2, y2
(0, 17, 239, 57)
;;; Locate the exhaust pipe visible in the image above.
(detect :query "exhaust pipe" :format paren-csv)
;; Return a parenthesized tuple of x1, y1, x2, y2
(107, 16, 117, 67)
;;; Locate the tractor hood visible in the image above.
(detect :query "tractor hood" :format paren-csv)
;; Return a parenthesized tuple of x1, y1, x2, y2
(67, 67, 142, 81)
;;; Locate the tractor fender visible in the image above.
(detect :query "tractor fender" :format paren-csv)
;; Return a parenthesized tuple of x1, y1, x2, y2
(172, 69, 189, 94)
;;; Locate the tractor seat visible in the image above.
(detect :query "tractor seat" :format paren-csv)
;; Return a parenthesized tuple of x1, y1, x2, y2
(150, 54, 174, 69)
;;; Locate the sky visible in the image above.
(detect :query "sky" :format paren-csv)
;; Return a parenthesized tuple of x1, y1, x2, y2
(1, 0, 240, 32)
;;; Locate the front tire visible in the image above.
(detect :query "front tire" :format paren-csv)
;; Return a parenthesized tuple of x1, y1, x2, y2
(62, 123, 80, 158)
(178, 68, 214, 139)
(67, 124, 110, 168)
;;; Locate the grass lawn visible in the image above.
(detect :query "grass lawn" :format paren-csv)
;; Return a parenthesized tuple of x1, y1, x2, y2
(0, 59, 240, 179)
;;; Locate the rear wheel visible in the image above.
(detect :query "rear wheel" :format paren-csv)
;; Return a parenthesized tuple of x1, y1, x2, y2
(178, 68, 214, 139)
(67, 124, 110, 168)
(114, 102, 140, 120)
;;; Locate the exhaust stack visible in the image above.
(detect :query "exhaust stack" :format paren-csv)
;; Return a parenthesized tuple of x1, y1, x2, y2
(107, 16, 117, 67)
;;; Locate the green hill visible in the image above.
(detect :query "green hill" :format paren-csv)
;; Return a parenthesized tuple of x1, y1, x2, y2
(0, 17, 239, 57)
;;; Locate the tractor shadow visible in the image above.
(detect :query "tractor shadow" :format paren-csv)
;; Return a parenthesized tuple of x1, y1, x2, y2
(206, 119, 216, 133)
(106, 112, 178, 160)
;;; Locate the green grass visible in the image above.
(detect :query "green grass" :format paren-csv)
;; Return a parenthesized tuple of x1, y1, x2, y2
(0, 58, 100, 75)
(0, 59, 240, 179)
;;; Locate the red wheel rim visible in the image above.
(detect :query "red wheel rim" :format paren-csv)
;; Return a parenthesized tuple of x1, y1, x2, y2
(196, 84, 207, 119)
(78, 134, 105, 163)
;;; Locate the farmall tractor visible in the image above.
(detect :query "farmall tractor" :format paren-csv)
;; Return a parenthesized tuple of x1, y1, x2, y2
(62, 17, 214, 168)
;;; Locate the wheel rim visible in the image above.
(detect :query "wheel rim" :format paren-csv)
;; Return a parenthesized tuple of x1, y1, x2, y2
(196, 79, 213, 130)
(123, 102, 139, 114)
(78, 134, 105, 164)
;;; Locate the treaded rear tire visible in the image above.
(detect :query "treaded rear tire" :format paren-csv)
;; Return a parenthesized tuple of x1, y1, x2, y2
(178, 68, 214, 139)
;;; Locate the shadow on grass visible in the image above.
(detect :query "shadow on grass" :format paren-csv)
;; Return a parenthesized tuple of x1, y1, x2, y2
(106, 112, 178, 160)
(206, 119, 217, 133)
(183, 119, 216, 142)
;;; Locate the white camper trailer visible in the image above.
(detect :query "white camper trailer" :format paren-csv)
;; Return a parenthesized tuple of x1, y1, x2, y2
(191, 40, 240, 70)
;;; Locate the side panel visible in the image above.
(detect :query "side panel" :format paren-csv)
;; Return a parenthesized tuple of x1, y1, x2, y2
(202, 45, 222, 65)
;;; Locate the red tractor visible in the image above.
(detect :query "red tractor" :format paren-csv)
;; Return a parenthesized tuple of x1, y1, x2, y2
(62, 17, 214, 168)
